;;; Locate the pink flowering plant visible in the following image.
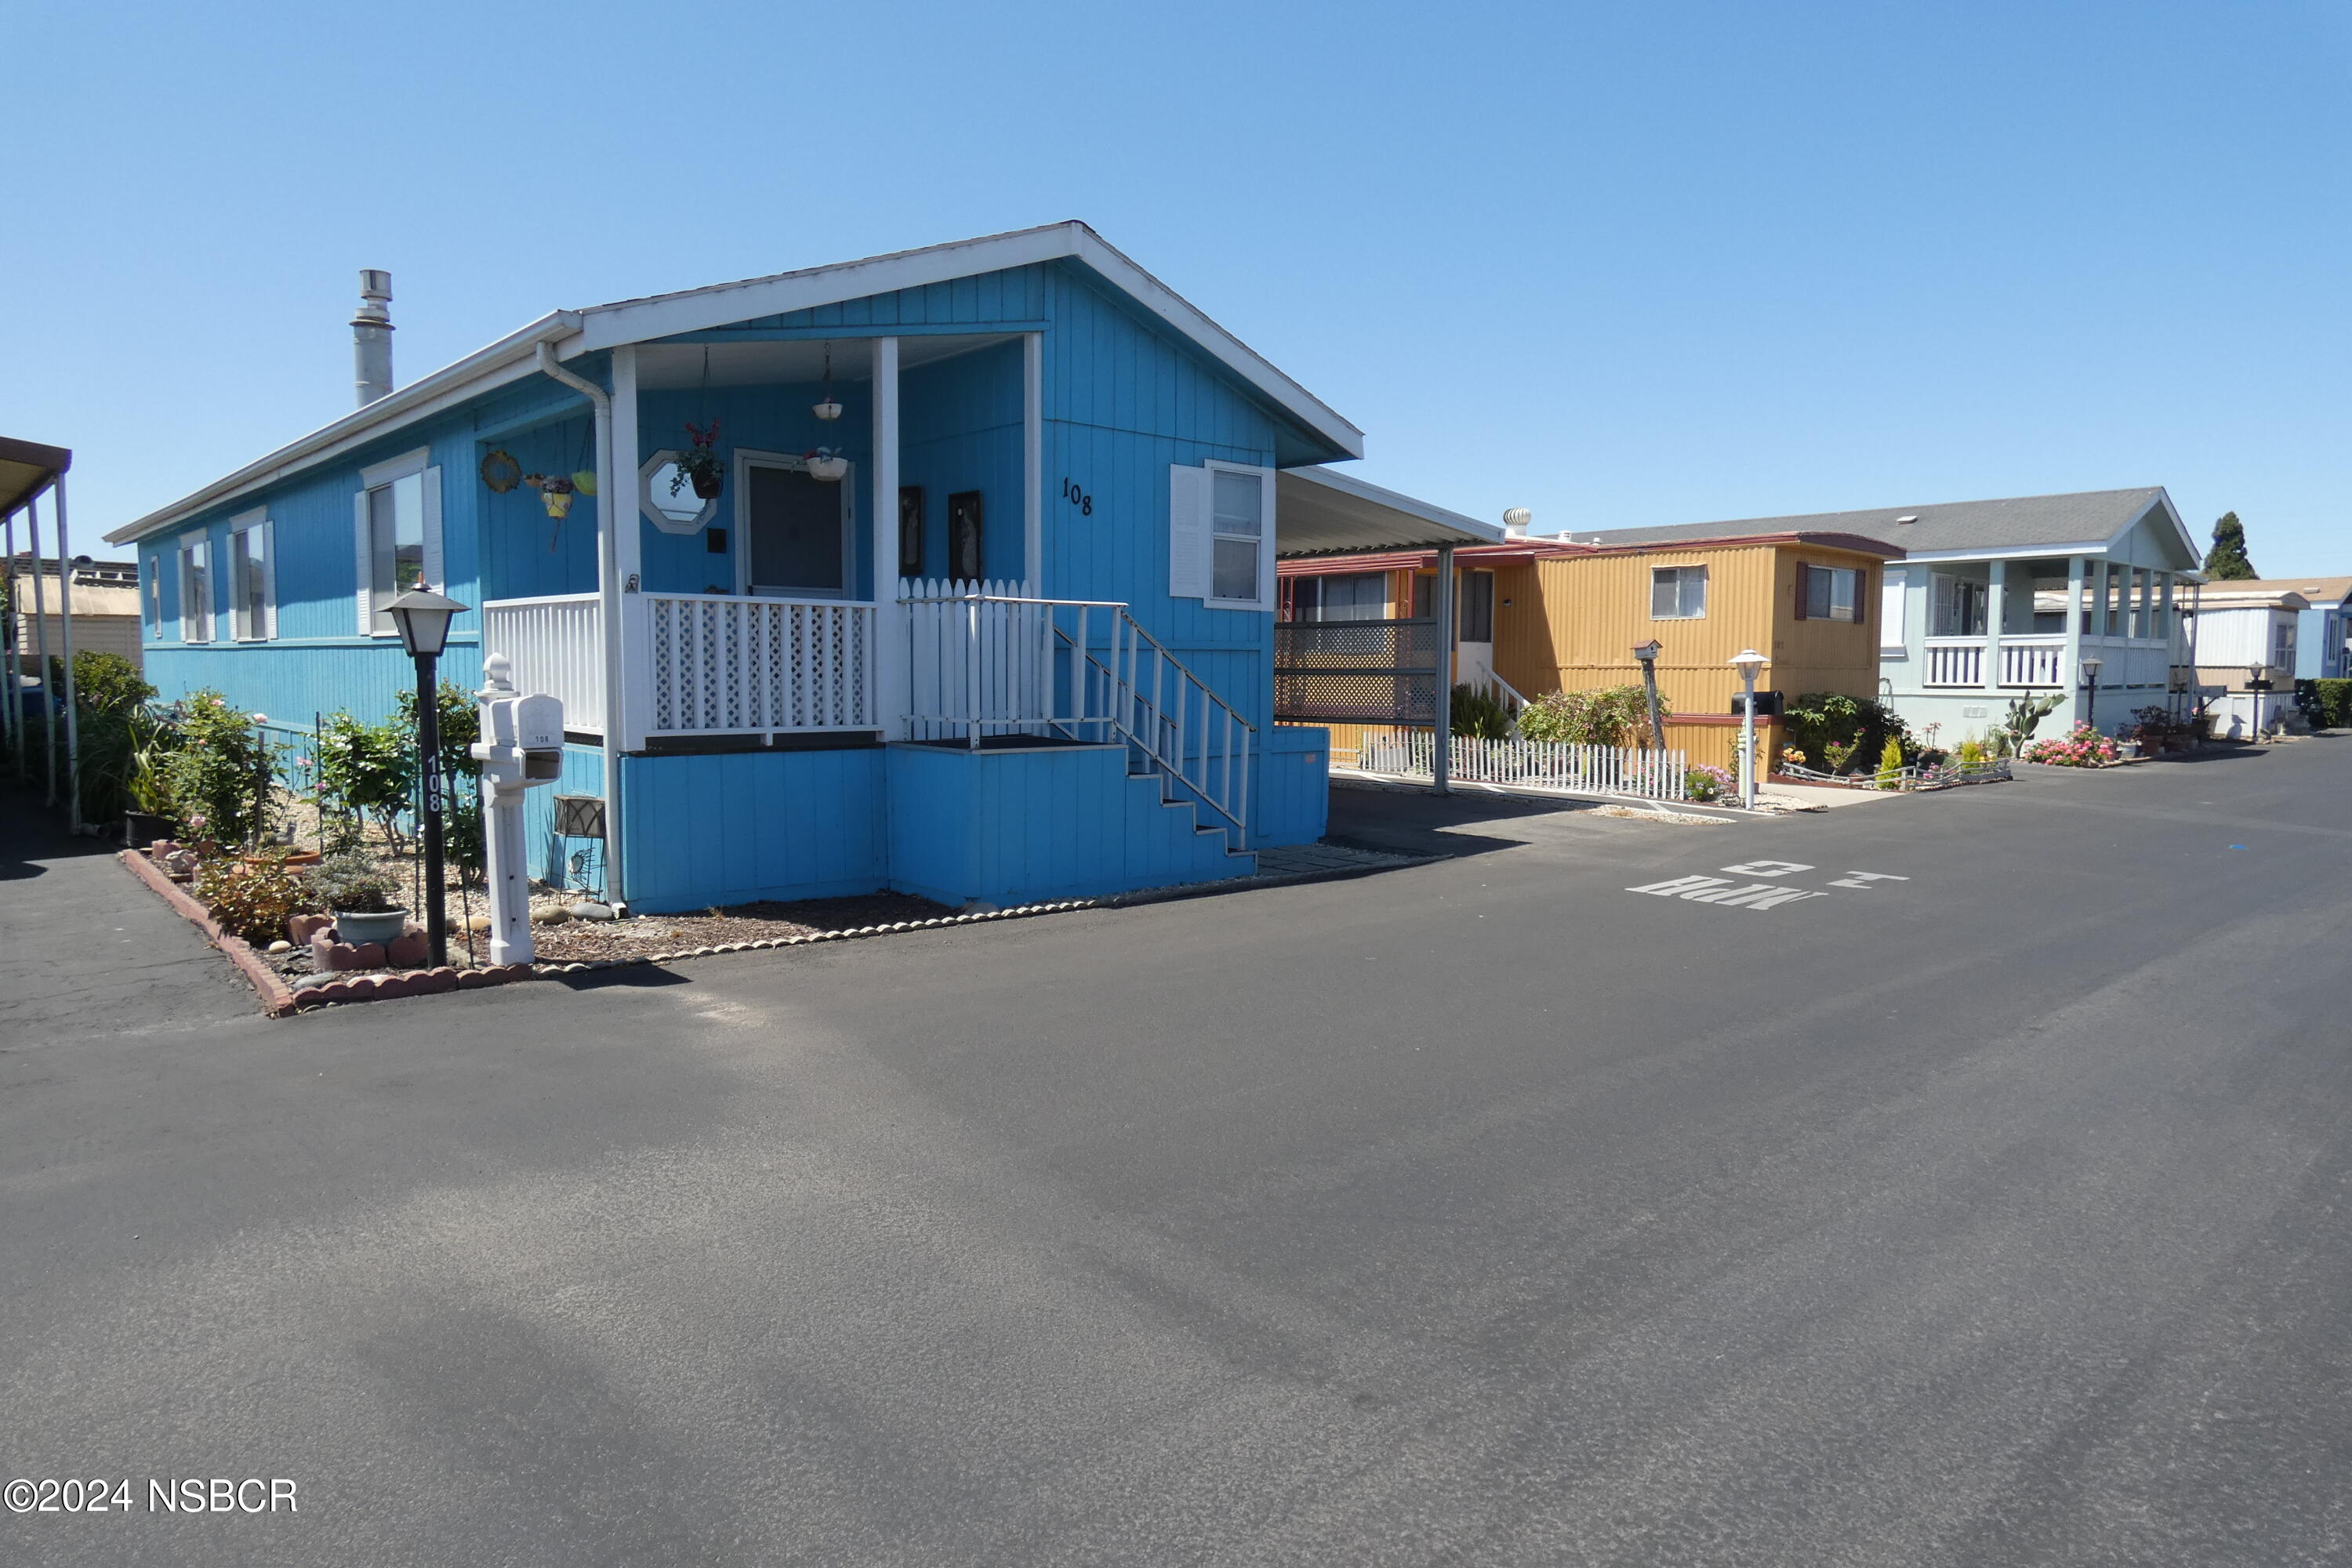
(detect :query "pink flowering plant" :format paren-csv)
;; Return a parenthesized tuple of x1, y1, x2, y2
(2021, 723, 2121, 768)
(1683, 764, 1737, 802)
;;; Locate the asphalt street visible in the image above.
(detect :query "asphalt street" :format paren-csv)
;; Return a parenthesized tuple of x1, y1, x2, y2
(3, 740, 2349, 1566)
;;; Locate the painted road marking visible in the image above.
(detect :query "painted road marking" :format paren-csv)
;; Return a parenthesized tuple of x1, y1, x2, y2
(1626, 864, 1906, 913)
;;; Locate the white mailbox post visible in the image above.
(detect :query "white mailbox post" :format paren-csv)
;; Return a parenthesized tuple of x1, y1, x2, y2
(472, 654, 564, 966)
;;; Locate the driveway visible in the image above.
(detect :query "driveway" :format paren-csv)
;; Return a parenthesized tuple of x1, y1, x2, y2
(4, 742, 2349, 1565)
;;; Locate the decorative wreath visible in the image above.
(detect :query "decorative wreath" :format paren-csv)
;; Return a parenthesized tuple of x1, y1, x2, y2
(479, 448, 522, 493)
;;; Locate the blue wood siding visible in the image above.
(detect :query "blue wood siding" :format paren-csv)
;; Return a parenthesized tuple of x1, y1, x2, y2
(899, 339, 1026, 582)
(617, 748, 887, 912)
(1254, 724, 1330, 848)
(884, 742, 1249, 908)
(527, 744, 606, 887)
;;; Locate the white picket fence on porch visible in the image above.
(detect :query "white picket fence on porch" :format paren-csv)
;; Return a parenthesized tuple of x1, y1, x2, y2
(1357, 731, 1689, 802)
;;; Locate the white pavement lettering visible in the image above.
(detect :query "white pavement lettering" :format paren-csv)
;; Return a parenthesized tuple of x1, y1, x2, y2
(1623, 875, 1827, 911)
(1720, 860, 1815, 877)
(1827, 872, 1911, 890)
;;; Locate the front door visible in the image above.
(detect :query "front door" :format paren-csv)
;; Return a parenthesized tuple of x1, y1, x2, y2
(742, 457, 851, 597)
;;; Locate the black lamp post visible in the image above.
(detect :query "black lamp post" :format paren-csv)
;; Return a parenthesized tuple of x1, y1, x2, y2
(2245, 661, 2274, 742)
(1632, 639, 1668, 753)
(387, 588, 467, 968)
(2080, 655, 2103, 731)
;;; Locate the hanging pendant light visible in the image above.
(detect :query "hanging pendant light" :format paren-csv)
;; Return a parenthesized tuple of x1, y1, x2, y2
(812, 343, 842, 422)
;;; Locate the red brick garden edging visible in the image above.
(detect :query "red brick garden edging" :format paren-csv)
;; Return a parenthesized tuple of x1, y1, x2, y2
(117, 851, 533, 1017)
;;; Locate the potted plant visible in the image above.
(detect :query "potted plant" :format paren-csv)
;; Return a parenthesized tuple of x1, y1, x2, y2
(673, 419, 724, 500)
(307, 850, 408, 946)
(804, 446, 849, 482)
(521, 472, 576, 519)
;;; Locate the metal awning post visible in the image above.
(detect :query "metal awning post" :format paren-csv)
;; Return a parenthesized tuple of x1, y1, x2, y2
(54, 474, 81, 832)
(25, 491, 54, 805)
(1432, 545, 1454, 793)
(2, 510, 19, 774)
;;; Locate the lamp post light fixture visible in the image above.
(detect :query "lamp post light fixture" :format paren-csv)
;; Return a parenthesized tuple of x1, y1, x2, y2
(386, 588, 468, 968)
(1631, 640, 1668, 754)
(2245, 660, 2274, 742)
(1728, 648, 1769, 809)
(2079, 654, 2103, 732)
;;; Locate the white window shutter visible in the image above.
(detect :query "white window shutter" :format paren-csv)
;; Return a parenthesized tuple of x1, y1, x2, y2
(1253, 466, 1277, 612)
(422, 465, 445, 592)
(263, 520, 278, 639)
(354, 490, 372, 634)
(1168, 463, 1210, 600)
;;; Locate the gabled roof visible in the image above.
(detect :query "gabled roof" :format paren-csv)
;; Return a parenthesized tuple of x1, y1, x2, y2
(110, 223, 1362, 545)
(1570, 487, 2190, 564)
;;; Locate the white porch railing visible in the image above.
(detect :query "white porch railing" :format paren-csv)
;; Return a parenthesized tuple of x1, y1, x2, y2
(1999, 636, 2065, 687)
(482, 593, 604, 735)
(1923, 639, 1983, 687)
(899, 577, 1255, 848)
(646, 592, 876, 737)
(1357, 731, 1689, 802)
(484, 591, 877, 740)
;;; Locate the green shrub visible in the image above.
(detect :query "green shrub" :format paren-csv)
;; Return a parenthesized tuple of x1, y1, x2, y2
(1783, 692, 1915, 772)
(67, 650, 155, 716)
(1519, 684, 1667, 748)
(1875, 734, 1905, 789)
(1448, 684, 1514, 741)
(307, 850, 399, 914)
(2296, 677, 2352, 729)
(316, 710, 416, 851)
(398, 681, 486, 883)
(195, 852, 313, 946)
(166, 691, 279, 847)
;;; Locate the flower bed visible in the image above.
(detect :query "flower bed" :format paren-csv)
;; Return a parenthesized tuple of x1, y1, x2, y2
(2020, 724, 2122, 768)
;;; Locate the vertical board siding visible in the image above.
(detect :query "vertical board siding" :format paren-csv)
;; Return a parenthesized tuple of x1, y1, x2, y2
(524, 744, 606, 887)
(899, 340, 1026, 582)
(618, 748, 887, 913)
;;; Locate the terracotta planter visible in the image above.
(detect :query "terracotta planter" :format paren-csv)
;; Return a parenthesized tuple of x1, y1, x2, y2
(690, 467, 724, 500)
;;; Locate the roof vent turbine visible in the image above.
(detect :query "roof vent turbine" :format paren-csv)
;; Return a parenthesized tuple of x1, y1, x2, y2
(353, 269, 395, 407)
(1503, 507, 1531, 539)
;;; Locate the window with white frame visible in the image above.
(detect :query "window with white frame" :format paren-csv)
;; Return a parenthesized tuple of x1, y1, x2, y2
(1798, 563, 1862, 622)
(2272, 619, 2296, 670)
(1292, 572, 1387, 622)
(1168, 460, 1276, 610)
(354, 448, 441, 635)
(1878, 567, 1907, 652)
(228, 513, 274, 641)
(1650, 564, 1707, 619)
(177, 535, 212, 642)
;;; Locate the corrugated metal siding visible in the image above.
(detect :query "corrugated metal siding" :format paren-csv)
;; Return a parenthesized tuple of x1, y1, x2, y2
(1501, 545, 1881, 718)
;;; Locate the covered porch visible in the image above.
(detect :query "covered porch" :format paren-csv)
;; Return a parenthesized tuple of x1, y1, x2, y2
(1911, 554, 2192, 706)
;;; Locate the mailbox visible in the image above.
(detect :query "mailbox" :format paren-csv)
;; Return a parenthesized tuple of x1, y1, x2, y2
(1731, 689, 1784, 717)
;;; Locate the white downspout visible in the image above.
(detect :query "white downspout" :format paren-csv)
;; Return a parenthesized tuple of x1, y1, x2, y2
(534, 343, 626, 911)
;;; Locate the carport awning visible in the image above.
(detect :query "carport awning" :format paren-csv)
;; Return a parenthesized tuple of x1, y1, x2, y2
(1277, 466, 1503, 558)
(0, 436, 71, 517)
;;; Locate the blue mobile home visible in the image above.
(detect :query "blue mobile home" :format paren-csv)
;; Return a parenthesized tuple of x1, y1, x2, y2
(109, 223, 1495, 912)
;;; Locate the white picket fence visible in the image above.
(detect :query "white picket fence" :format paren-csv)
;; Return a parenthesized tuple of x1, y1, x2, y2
(1357, 731, 1689, 802)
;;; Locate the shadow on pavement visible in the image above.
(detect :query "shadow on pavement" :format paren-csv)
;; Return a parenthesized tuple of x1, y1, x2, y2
(1325, 782, 1593, 861)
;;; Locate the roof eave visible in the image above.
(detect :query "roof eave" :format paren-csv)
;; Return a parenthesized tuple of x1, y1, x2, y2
(105, 311, 583, 545)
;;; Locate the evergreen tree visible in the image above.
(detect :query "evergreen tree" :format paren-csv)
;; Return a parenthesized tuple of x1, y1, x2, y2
(2204, 512, 2258, 579)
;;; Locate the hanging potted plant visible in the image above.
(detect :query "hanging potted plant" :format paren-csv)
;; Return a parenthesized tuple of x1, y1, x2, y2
(521, 473, 576, 519)
(811, 345, 842, 423)
(673, 419, 725, 501)
(804, 446, 849, 483)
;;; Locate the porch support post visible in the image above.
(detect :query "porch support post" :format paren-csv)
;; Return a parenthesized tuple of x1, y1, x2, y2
(26, 489, 55, 805)
(872, 336, 909, 739)
(1432, 545, 1454, 793)
(1022, 332, 1043, 597)
(1982, 557, 2005, 692)
(2062, 554, 2087, 727)
(53, 474, 82, 833)
(610, 346, 647, 752)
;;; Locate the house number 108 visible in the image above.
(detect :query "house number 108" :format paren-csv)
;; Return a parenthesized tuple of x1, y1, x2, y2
(1062, 478, 1092, 516)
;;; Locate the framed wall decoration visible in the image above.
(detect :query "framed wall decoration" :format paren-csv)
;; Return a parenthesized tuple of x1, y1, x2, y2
(948, 490, 984, 583)
(479, 448, 522, 494)
(898, 485, 924, 579)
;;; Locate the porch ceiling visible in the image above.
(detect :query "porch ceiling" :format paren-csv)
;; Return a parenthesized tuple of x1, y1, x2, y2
(633, 333, 1020, 389)
(1276, 466, 1504, 558)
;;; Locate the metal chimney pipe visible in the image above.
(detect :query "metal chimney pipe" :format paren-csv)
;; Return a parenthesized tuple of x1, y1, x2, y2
(353, 269, 394, 406)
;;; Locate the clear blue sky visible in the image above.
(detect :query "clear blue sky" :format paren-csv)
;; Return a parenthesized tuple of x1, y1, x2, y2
(7, 1, 2347, 573)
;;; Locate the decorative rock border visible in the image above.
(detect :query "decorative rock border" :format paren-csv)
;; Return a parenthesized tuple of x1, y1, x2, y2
(527, 899, 1104, 978)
